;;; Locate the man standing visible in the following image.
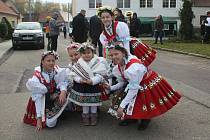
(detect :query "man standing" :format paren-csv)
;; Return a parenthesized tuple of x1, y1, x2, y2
(89, 15, 103, 56)
(72, 9, 89, 43)
(154, 15, 164, 44)
(49, 12, 62, 51)
(203, 11, 210, 43)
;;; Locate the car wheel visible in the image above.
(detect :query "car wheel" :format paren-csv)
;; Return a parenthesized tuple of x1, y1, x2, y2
(40, 37, 45, 49)
(41, 42, 45, 49)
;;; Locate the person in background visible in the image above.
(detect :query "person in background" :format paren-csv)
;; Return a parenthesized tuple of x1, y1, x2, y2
(89, 15, 103, 57)
(49, 12, 62, 51)
(63, 25, 67, 39)
(45, 16, 52, 51)
(154, 15, 164, 44)
(113, 8, 126, 23)
(203, 11, 210, 43)
(72, 9, 89, 43)
(130, 13, 141, 38)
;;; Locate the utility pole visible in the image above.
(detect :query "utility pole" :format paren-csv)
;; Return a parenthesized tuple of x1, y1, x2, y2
(29, 0, 32, 21)
(68, 3, 70, 22)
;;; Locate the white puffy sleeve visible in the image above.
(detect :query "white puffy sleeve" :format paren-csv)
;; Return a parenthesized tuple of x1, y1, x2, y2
(54, 68, 68, 91)
(99, 33, 108, 46)
(26, 75, 48, 101)
(26, 76, 48, 95)
(120, 63, 147, 108)
(116, 22, 130, 53)
(110, 66, 126, 91)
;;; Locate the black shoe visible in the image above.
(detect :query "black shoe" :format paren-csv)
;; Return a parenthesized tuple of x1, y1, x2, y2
(119, 120, 129, 126)
(138, 119, 151, 130)
(119, 119, 137, 126)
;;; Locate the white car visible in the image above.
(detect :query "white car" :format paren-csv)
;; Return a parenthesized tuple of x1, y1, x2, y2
(12, 22, 44, 49)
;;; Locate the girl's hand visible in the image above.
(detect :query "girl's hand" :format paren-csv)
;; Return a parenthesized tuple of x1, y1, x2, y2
(117, 107, 124, 118)
(103, 84, 111, 90)
(80, 79, 87, 84)
(36, 118, 42, 131)
(59, 91, 67, 105)
(85, 79, 93, 85)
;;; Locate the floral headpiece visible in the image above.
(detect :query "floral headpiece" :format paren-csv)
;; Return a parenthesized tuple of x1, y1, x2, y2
(79, 42, 95, 52)
(41, 51, 59, 60)
(97, 6, 113, 17)
(66, 42, 81, 51)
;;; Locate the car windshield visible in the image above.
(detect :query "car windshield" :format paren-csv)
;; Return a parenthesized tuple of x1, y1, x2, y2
(16, 23, 41, 30)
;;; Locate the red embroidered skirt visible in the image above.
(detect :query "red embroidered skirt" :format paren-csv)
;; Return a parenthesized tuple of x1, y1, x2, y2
(130, 39, 156, 67)
(124, 70, 181, 119)
(23, 97, 46, 127)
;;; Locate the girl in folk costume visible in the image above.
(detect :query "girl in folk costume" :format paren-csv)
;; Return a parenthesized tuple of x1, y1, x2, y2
(105, 45, 181, 130)
(23, 51, 69, 131)
(67, 42, 81, 68)
(98, 6, 156, 67)
(65, 42, 82, 111)
(69, 42, 108, 126)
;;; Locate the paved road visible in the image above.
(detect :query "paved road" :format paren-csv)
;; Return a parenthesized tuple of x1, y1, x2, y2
(0, 37, 210, 140)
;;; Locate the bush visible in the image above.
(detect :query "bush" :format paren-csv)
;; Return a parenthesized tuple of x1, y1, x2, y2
(4, 18, 13, 39)
(0, 23, 8, 39)
(179, 0, 194, 40)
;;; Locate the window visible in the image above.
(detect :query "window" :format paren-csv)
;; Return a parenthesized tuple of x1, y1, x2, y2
(89, 0, 102, 8)
(117, 0, 130, 8)
(140, 0, 153, 8)
(163, 0, 176, 8)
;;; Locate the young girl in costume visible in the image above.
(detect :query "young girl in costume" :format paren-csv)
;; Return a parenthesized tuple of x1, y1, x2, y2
(98, 6, 156, 67)
(105, 45, 181, 130)
(66, 42, 82, 111)
(66, 42, 81, 69)
(69, 42, 107, 126)
(23, 51, 68, 131)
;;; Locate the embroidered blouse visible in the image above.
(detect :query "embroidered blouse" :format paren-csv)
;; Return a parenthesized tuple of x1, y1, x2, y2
(100, 21, 130, 54)
(70, 55, 108, 85)
(111, 55, 147, 108)
(26, 66, 68, 101)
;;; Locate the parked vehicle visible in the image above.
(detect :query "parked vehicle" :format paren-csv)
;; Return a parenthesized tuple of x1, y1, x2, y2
(12, 22, 44, 49)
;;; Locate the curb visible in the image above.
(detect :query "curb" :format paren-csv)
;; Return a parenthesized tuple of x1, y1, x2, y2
(0, 47, 13, 66)
(152, 46, 210, 59)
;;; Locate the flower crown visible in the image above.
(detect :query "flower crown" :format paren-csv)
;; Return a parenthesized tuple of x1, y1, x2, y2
(79, 42, 95, 52)
(41, 51, 59, 60)
(97, 6, 113, 17)
(67, 42, 81, 51)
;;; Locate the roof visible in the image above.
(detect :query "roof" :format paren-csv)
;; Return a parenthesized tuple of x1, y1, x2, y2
(0, 0, 18, 16)
(38, 11, 64, 23)
(192, 0, 210, 7)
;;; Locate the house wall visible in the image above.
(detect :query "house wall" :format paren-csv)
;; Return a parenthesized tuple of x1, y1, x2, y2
(0, 13, 18, 27)
(192, 7, 210, 28)
(72, 0, 182, 29)
(72, 0, 182, 17)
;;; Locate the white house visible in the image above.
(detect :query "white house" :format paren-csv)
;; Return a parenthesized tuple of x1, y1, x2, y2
(72, 0, 183, 36)
(191, 0, 210, 28)
(72, 0, 210, 36)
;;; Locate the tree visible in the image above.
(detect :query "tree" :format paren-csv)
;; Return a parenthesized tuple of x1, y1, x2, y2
(62, 4, 68, 12)
(13, 0, 28, 14)
(33, 0, 43, 21)
(179, 0, 194, 40)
